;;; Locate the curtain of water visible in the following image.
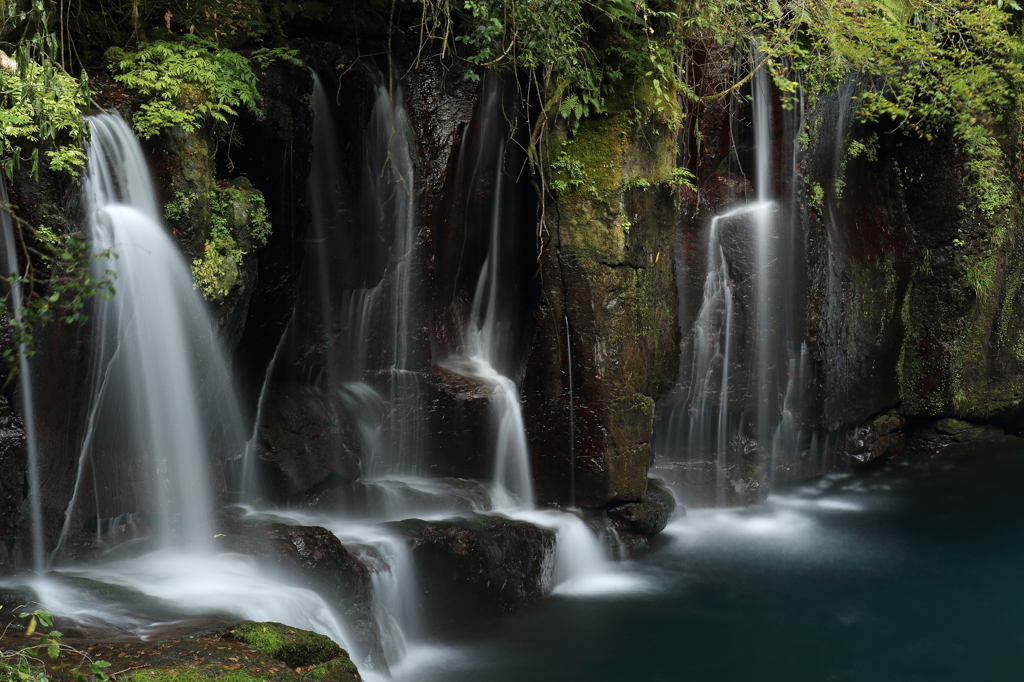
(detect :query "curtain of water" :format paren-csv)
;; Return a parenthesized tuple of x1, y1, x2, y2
(444, 75, 535, 509)
(0, 180, 43, 571)
(655, 48, 810, 503)
(53, 114, 245, 557)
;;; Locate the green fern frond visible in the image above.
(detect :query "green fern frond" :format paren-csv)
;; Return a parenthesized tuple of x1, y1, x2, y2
(873, 0, 916, 23)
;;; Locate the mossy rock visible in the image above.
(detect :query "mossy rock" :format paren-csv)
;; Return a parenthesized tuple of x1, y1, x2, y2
(300, 656, 361, 682)
(935, 418, 976, 436)
(127, 671, 277, 682)
(231, 621, 343, 668)
(0, 584, 40, 613)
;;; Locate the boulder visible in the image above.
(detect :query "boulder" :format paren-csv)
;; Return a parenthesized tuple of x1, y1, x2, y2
(384, 513, 556, 635)
(215, 513, 385, 672)
(605, 478, 678, 537)
(846, 412, 906, 465)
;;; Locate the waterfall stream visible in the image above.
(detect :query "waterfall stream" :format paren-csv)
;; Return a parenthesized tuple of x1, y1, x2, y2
(4, 68, 630, 682)
(0, 180, 43, 572)
(53, 114, 246, 555)
(654, 52, 810, 504)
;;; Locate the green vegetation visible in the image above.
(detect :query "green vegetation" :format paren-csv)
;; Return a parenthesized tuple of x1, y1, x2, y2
(190, 185, 271, 301)
(105, 35, 261, 139)
(0, 608, 111, 681)
(0, 0, 89, 179)
(230, 621, 343, 669)
(164, 190, 198, 222)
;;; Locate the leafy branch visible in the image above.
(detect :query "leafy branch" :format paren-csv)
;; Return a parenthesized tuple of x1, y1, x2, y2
(0, 201, 116, 387)
(0, 607, 111, 681)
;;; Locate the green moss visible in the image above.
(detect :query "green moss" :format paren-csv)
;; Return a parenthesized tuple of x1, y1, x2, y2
(127, 671, 272, 682)
(997, 271, 1023, 345)
(231, 622, 343, 669)
(936, 418, 974, 435)
(300, 656, 360, 682)
(552, 113, 629, 199)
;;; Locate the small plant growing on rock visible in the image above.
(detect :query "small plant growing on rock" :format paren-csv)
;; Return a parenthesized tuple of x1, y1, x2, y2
(0, 608, 111, 681)
(190, 185, 271, 301)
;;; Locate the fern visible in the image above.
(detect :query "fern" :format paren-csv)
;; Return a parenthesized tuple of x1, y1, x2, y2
(106, 35, 261, 139)
(874, 0, 916, 23)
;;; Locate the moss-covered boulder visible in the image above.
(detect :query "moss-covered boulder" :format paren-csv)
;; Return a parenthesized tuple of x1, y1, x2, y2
(232, 621, 343, 668)
(845, 412, 906, 465)
(300, 657, 362, 682)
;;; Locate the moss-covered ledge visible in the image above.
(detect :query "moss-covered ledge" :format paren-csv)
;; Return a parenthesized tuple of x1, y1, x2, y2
(522, 86, 681, 508)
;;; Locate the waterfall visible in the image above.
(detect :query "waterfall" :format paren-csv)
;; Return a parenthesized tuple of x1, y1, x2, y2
(0, 180, 44, 571)
(654, 49, 809, 504)
(53, 114, 245, 556)
(442, 75, 535, 509)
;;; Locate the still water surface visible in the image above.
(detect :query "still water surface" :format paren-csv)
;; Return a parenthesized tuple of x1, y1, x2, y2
(396, 451, 1024, 682)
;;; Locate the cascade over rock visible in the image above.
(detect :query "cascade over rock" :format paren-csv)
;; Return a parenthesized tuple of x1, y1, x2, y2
(384, 514, 556, 635)
(7, 9, 1024, 678)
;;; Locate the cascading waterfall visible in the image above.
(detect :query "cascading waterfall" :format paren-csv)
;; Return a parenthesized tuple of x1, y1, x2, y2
(298, 66, 423, 477)
(27, 113, 355, 660)
(442, 75, 534, 509)
(0, 180, 43, 572)
(53, 114, 246, 555)
(654, 50, 809, 504)
(458, 154, 535, 508)
(19, 66, 637, 681)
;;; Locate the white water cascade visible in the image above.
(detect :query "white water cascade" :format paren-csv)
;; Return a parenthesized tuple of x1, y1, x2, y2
(655, 50, 809, 504)
(0, 180, 44, 572)
(24, 114, 355, 661)
(53, 114, 246, 555)
(444, 77, 534, 510)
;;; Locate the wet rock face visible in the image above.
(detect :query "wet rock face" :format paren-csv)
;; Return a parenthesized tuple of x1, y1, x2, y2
(228, 59, 315, 420)
(420, 364, 492, 481)
(803, 111, 915, 434)
(215, 513, 385, 672)
(253, 383, 363, 499)
(523, 100, 680, 508)
(385, 514, 556, 635)
(0, 394, 25, 569)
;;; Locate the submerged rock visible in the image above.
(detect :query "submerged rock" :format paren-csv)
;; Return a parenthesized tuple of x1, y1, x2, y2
(385, 513, 556, 634)
(902, 419, 1018, 459)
